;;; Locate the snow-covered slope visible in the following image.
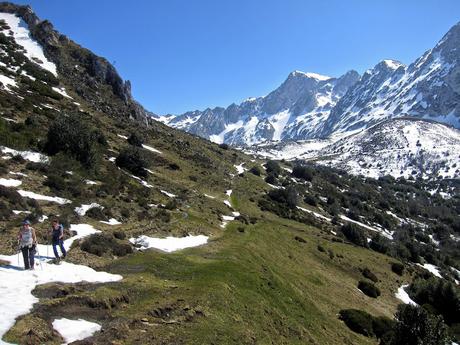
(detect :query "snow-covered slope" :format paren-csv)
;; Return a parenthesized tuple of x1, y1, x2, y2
(313, 118, 460, 179)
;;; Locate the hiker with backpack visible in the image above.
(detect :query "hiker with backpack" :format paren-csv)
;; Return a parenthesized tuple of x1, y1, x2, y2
(50, 218, 66, 263)
(18, 220, 37, 270)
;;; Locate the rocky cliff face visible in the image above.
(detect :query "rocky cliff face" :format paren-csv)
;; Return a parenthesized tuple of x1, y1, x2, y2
(0, 2, 151, 124)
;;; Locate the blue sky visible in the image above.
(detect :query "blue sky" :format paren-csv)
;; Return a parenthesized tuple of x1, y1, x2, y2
(13, 0, 460, 114)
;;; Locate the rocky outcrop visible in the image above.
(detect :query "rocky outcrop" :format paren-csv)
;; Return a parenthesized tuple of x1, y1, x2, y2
(0, 2, 152, 124)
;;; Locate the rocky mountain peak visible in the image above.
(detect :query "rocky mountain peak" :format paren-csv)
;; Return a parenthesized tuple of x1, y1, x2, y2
(0, 2, 152, 124)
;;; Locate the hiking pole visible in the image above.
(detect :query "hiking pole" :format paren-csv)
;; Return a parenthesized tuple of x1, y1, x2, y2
(36, 245, 43, 271)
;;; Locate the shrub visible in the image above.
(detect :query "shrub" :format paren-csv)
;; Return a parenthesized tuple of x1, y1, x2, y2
(292, 165, 314, 181)
(358, 280, 381, 298)
(391, 262, 405, 276)
(80, 233, 132, 257)
(265, 160, 281, 177)
(218, 143, 229, 150)
(113, 231, 126, 240)
(85, 207, 108, 221)
(44, 114, 102, 168)
(268, 186, 298, 209)
(116, 146, 148, 178)
(362, 268, 378, 282)
(407, 277, 460, 325)
(317, 244, 326, 252)
(339, 309, 374, 337)
(265, 174, 277, 185)
(341, 223, 368, 247)
(43, 174, 66, 192)
(155, 209, 171, 223)
(339, 309, 394, 340)
(388, 304, 450, 345)
(127, 132, 144, 147)
(370, 234, 391, 254)
(304, 194, 317, 206)
(249, 166, 262, 176)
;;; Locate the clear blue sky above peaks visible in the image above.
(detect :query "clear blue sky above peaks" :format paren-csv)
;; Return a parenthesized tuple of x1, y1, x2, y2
(13, 0, 460, 114)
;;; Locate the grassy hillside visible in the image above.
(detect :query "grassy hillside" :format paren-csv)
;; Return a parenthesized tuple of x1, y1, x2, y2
(0, 4, 458, 344)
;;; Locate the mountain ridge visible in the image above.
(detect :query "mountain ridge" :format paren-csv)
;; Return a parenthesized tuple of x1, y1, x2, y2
(164, 20, 460, 146)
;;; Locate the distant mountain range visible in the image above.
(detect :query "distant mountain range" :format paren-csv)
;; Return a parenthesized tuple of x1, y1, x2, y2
(159, 21, 460, 147)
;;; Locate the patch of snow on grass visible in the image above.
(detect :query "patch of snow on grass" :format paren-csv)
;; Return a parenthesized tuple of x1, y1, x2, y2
(1, 146, 48, 163)
(417, 263, 442, 278)
(18, 190, 71, 204)
(234, 163, 246, 174)
(340, 214, 393, 240)
(160, 190, 176, 198)
(129, 235, 208, 252)
(100, 218, 122, 225)
(75, 203, 102, 216)
(52, 318, 101, 345)
(0, 178, 22, 187)
(52, 87, 72, 99)
(395, 284, 418, 306)
(142, 144, 162, 154)
(297, 206, 331, 221)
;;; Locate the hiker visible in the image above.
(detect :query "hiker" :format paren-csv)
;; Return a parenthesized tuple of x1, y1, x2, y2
(18, 220, 37, 270)
(50, 219, 66, 263)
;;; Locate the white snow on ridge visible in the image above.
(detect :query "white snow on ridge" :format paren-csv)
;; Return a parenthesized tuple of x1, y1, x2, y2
(0, 74, 17, 91)
(142, 144, 162, 154)
(75, 203, 102, 216)
(209, 121, 244, 144)
(340, 214, 393, 240)
(291, 70, 331, 81)
(129, 234, 209, 252)
(52, 318, 101, 345)
(395, 284, 418, 306)
(0, 13, 57, 76)
(100, 218, 122, 225)
(1, 146, 49, 163)
(0, 178, 22, 187)
(417, 263, 443, 278)
(0, 224, 121, 345)
(160, 190, 176, 198)
(18, 190, 71, 205)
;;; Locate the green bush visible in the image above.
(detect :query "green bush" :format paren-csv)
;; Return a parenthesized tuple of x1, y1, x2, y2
(362, 267, 378, 282)
(358, 280, 381, 298)
(339, 309, 394, 340)
(391, 262, 405, 276)
(407, 277, 460, 325)
(267, 186, 299, 209)
(127, 132, 144, 147)
(249, 166, 262, 176)
(265, 160, 281, 177)
(80, 233, 132, 257)
(218, 143, 229, 150)
(44, 114, 103, 168)
(339, 309, 374, 337)
(292, 165, 314, 181)
(388, 304, 450, 345)
(115, 146, 149, 178)
(341, 223, 368, 248)
(85, 207, 108, 221)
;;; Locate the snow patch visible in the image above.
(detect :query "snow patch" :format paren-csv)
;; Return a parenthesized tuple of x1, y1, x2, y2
(52, 318, 101, 345)
(1, 146, 49, 163)
(129, 235, 209, 252)
(18, 190, 71, 205)
(74, 203, 102, 216)
(0, 178, 22, 187)
(395, 284, 418, 306)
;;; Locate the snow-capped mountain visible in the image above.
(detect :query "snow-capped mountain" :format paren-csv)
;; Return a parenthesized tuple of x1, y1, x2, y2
(314, 118, 460, 179)
(164, 20, 460, 146)
(166, 70, 360, 145)
(320, 21, 460, 137)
